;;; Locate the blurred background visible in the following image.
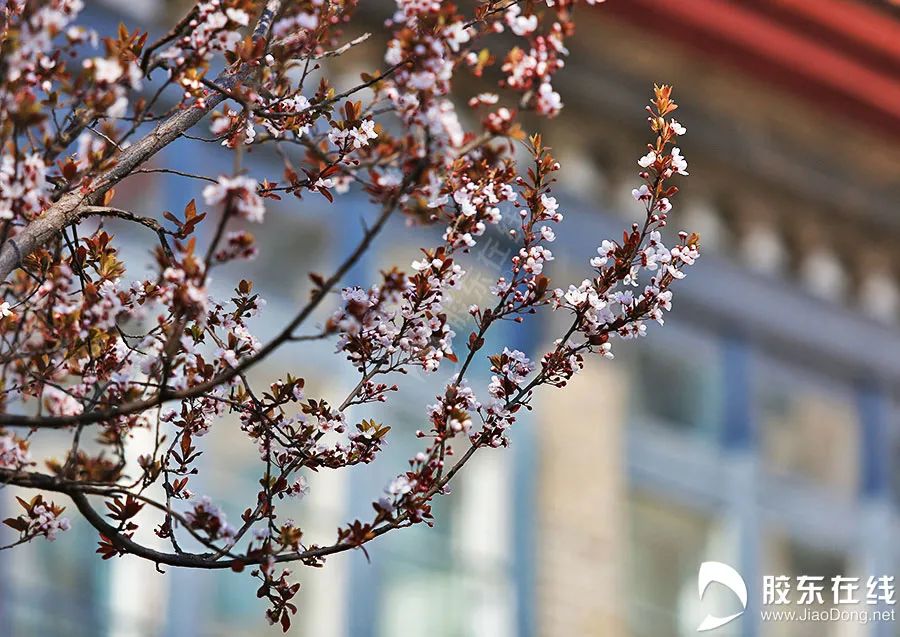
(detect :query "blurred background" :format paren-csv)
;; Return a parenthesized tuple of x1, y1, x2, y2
(4, 0, 900, 635)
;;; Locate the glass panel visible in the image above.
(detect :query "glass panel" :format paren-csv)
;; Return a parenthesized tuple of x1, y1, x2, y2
(3, 517, 107, 636)
(626, 321, 723, 441)
(377, 562, 514, 637)
(755, 356, 859, 498)
(887, 396, 900, 510)
(762, 531, 850, 637)
(363, 319, 517, 637)
(628, 493, 728, 637)
(371, 451, 516, 637)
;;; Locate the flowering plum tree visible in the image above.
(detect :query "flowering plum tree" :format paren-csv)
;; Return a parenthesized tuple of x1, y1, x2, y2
(0, 0, 697, 629)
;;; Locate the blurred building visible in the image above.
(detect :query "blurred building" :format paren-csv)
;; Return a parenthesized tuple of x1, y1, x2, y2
(4, 1, 900, 636)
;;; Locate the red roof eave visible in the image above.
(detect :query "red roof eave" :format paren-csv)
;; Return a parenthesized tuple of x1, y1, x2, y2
(601, 0, 900, 136)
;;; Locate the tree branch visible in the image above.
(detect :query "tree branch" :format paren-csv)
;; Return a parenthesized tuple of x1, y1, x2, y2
(0, 163, 422, 428)
(0, 0, 285, 283)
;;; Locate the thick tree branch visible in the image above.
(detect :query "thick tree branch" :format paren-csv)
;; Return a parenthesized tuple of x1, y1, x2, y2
(0, 170, 417, 428)
(0, 0, 284, 283)
(0, 465, 403, 569)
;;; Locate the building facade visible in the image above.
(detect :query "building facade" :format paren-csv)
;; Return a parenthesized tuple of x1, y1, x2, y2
(3, 1, 900, 636)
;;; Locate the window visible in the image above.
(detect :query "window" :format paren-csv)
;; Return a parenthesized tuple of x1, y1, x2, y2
(375, 453, 515, 637)
(762, 531, 850, 637)
(755, 356, 859, 498)
(627, 322, 723, 441)
(2, 515, 107, 636)
(886, 397, 900, 510)
(627, 493, 731, 637)
(94, 0, 163, 21)
(346, 321, 519, 637)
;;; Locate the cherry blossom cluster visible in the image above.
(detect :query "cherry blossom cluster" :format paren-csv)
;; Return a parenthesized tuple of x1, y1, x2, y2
(167, 1, 249, 61)
(0, 1, 692, 632)
(428, 163, 518, 249)
(2, 1, 85, 98)
(382, 1, 468, 149)
(203, 175, 267, 223)
(485, 348, 534, 426)
(214, 230, 259, 263)
(3, 495, 71, 544)
(0, 153, 49, 221)
(330, 249, 462, 375)
(184, 495, 235, 541)
(376, 87, 696, 523)
(0, 0, 85, 226)
(480, 139, 564, 324)
(495, 1, 604, 117)
(430, 379, 482, 436)
(551, 85, 698, 356)
(0, 430, 31, 470)
(160, 0, 252, 96)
